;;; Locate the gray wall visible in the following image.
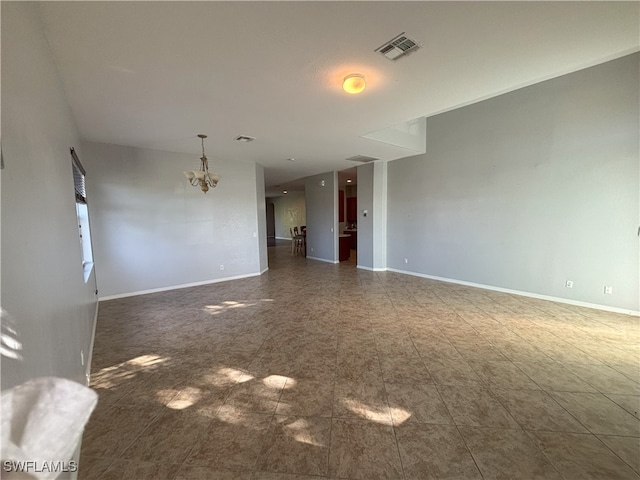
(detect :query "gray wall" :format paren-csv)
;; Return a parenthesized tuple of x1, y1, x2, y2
(81, 141, 265, 298)
(358, 162, 388, 271)
(1, 3, 98, 388)
(255, 163, 268, 273)
(271, 192, 306, 239)
(387, 53, 639, 312)
(305, 172, 338, 262)
(357, 164, 374, 268)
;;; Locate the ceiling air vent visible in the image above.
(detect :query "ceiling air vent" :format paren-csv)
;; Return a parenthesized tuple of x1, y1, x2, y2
(235, 135, 255, 142)
(376, 32, 420, 61)
(346, 155, 379, 163)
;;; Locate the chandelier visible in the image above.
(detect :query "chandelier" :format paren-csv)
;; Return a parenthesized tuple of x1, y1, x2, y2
(184, 134, 221, 193)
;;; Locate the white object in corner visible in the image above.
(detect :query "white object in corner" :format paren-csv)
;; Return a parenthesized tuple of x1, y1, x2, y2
(1, 377, 98, 480)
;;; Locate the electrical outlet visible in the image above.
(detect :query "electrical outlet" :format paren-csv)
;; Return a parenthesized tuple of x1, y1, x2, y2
(565, 280, 573, 288)
(310, 247, 314, 252)
(604, 286, 613, 294)
(220, 264, 225, 270)
(404, 258, 408, 264)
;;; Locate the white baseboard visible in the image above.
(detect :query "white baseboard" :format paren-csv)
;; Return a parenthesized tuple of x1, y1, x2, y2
(99, 271, 264, 301)
(386, 268, 640, 316)
(306, 256, 339, 264)
(357, 265, 386, 272)
(96, 264, 637, 316)
(84, 303, 100, 386)
(275, 236, 291, 240)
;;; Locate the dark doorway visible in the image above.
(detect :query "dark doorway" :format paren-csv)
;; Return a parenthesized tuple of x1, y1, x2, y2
(266, 201, 275, 246)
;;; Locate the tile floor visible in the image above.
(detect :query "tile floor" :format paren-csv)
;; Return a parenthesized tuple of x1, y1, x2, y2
(80, 244, 639, 479)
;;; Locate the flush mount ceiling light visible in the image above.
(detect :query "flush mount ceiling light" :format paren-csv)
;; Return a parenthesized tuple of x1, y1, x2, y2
(347, 179, 352, 183)
(184, 134, 221, 194)
(342, 74, 366, 94)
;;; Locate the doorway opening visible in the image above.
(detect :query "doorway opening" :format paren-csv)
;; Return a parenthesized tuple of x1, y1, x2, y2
(338, 167, 357, 264)
(266, 200, 275, 246)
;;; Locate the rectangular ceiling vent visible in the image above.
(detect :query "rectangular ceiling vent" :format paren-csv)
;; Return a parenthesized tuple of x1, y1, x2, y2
(376, 32, 420, 61)
(346, 155, 379, 163)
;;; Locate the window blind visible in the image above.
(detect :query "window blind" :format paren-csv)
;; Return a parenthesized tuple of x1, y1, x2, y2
(71, 148, 87, 204)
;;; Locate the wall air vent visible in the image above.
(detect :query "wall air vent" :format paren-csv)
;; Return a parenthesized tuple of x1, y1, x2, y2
(346, 155, 379, 163)
(235, 135, 255, 142)
(375, 32, 420, 61)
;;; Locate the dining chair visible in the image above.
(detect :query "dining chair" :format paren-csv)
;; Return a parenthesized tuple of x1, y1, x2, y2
(290, 227, 305, 256)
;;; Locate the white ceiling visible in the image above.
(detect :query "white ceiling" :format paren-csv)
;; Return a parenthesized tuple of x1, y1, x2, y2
(38, 2, 639, 196)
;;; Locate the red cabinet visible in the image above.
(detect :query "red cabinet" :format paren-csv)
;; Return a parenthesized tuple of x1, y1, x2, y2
(339, 235, 351, 261)
(346, 197, 357, 222)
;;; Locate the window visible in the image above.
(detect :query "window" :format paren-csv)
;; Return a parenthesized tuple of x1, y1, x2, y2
(71, 148, 94, 282)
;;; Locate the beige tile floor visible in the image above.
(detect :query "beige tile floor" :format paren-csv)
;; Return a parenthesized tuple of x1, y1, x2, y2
(80, 244, 640, 479)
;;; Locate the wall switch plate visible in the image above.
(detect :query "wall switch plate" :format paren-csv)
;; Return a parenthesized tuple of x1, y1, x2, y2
(404, 258, 408, 264)
(565, 280, 573, 288)
(604, 286, 613, 294)
(220, 264, 225, 270)
(330, 227, 334, 232)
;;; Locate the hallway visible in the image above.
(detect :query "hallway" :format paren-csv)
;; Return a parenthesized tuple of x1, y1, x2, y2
(80, 243, 639, 479)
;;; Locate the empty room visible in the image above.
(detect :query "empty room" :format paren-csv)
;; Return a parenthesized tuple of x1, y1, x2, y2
(2, 2, 639, 480)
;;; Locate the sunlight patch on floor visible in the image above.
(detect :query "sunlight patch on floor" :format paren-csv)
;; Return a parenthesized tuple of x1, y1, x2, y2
(91, 354, 168, 389)
(166, 386, 201, 410)
(341, 397, 411, 425)
(220, 367, 255, 384)
(155, 388, 182, 405)
(285, 418, 326, 447)
(263, 374, 293, 389)
(204, 300, 257, 315)
(200, 367, 255, 387)
(389, 407, 412, 424)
